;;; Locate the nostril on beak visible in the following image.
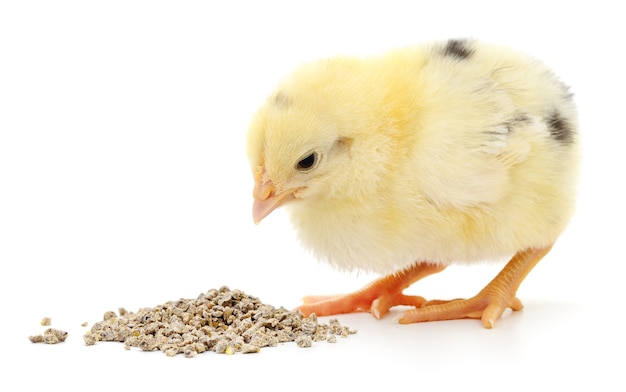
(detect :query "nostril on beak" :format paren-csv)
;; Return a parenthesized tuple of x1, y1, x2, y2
(253, 181, 275, 201)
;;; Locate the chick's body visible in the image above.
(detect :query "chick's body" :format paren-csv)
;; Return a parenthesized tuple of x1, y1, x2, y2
(247, 39, 579, 327)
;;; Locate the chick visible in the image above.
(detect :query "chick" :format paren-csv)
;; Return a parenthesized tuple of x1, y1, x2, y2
(246, 39, 579, 328)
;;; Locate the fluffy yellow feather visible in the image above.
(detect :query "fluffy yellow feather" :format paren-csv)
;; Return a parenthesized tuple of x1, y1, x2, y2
(247, 39, 579, 328)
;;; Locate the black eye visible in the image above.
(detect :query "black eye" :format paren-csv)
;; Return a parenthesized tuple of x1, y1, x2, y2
(296, 152, 317, 171)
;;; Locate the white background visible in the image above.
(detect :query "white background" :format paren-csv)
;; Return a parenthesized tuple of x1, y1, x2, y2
(1, 1, 624, 390)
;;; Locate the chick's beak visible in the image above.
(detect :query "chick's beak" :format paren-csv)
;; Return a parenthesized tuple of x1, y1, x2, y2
(252, 180, 295, 224)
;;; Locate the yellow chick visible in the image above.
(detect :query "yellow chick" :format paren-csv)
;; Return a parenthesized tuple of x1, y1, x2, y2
(246, 39, 580, 328)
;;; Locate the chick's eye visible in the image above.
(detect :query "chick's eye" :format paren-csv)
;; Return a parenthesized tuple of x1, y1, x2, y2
(296, 152, 318, 171)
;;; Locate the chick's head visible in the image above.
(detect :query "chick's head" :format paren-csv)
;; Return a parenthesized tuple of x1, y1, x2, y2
(247, 92, 354, 224)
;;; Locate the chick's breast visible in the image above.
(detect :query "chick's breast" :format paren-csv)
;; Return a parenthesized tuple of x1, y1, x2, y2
(252, 39, 580, 275)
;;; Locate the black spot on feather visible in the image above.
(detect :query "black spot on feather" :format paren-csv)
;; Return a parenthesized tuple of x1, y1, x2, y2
(547, 111, 574, 144)
(441, 39, 474, 60)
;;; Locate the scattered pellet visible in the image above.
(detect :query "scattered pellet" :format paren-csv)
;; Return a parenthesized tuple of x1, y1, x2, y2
(83, 286, 356, 356)
(46, 328, 68, 342)
(83, 332, 97, 346)
(29, 335, 44, 343)
(103, 311, 117, 321)
(40, 317, 52, 326)
(30, 328, 68, 345)
(241, 343, 260, 354)
(295, 335, 312, 348)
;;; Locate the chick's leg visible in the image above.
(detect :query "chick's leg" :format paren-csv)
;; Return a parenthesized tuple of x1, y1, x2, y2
(400, 245, 552, 328)
(298, 263, 446, 319)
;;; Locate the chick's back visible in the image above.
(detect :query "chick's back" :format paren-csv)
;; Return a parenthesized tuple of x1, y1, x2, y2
(249, 39, 580, 274)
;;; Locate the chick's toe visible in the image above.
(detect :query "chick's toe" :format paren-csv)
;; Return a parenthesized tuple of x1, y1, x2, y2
(297, 263, 445, 318)
(399, 246, 552, 328)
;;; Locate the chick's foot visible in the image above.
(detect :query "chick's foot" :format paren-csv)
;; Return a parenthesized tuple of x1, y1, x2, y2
(297, 263, 445, 319)
(398, 246, 552, 328)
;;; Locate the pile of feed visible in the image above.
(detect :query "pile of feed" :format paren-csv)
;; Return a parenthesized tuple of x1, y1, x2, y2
(84, 286, 356, 357)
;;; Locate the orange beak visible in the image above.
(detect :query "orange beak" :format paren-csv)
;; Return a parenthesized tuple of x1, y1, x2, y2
(252, 180, 296, 224)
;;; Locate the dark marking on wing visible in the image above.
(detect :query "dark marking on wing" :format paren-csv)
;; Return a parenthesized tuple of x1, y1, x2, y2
(485, 115, 531, 135)
(507, 114, 532, 130)
(441, 39, 474, 60)
(547, 110, 574, 144)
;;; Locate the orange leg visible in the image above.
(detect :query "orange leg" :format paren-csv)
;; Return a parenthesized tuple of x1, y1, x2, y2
(400, 245, 553, 328)
(297, 263, 446, 319)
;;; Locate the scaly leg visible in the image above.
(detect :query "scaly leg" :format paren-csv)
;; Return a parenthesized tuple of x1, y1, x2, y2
(298, 262, 445, 319)
(399, 245, 553, 328)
